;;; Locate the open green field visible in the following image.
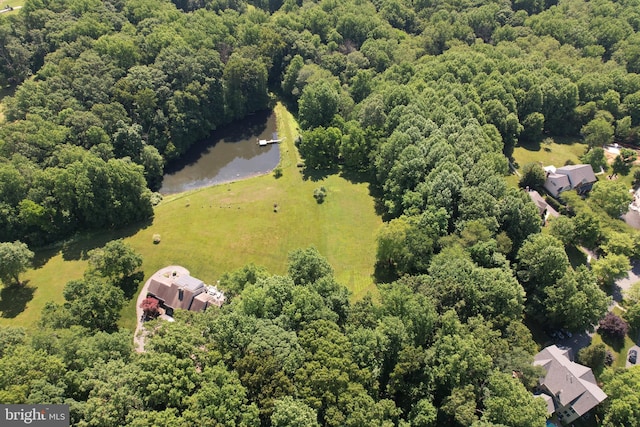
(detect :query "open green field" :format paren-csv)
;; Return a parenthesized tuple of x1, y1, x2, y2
(0, 0, 25, 15)
(0, 103, 382, 331)
(512, 137, 588, 170)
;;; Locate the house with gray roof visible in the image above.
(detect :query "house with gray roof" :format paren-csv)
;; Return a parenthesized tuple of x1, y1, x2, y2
(543, 164, 597, 197)
(534, 345, 607, 425)
(146, 267, 225, 316)
(527, 189, 548, 217)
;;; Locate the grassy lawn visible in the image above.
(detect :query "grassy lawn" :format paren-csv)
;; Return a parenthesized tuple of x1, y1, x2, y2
(0, 102, 382, 331)
(0, 0, 25, 13)
(590, 332, 635, 369)
(512, 137, 588, 170)
(504, 173, 519, 188)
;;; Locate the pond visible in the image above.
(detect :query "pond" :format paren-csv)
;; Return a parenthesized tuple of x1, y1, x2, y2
(159, 110, 280, 194)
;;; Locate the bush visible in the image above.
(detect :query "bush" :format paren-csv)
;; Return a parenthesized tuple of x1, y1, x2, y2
(273, 167, 283, 178)
(598, 312, 629, 340)
(605, 350, 614, 366)
(140, 297, 160, 320)
(313, 187, 327, 203)
(150, 192, 163, 206)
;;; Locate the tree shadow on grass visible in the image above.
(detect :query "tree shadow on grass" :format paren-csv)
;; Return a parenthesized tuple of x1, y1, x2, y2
(32, 247, 62, 269)
(338, 169, 390, 218)
(339, 169, 374, 185)
(516, 139, 542, 153)
(599, 332, 626, 353)
(117, 271, 145, 300)
(302, 166, 338, 182)
(60, 217, 153, 262)
(0, 281, 35, 318)
(565, 244, 588, 269)
(373, 261, 398, 285)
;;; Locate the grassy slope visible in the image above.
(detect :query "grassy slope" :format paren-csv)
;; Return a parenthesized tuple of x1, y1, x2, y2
(0, 103, 382, 331)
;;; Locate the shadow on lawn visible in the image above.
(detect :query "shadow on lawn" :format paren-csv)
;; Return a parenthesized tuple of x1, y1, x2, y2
(60, 217, 153, 262)
(599, 332, 626, 353)
(302, 166, 338, 182)
(0, 281, 35, 318)
(118, 271, 145, 300)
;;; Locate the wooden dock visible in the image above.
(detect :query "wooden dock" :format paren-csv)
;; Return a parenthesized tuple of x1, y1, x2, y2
(258, 132, 282, 146)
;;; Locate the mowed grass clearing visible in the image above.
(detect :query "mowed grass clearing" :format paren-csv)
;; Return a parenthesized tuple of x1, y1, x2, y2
(0, 103, 382, 331)
(512, 137, 588, 170)
(0, 0, 25, 13)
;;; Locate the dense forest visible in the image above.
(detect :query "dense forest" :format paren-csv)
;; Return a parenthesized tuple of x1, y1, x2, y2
(2, 0, 640, 425)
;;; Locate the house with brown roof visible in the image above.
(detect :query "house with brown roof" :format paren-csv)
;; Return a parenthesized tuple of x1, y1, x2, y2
(146, 267, 225, 316)
(534, 345, 607, 425)
(543, 164, 597, 198)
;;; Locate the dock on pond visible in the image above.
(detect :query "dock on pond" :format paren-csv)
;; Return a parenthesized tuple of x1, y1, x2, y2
(258, 132, 283, 146)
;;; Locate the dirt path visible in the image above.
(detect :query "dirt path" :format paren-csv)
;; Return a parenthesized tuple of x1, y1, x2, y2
(0, 5, 21, 13)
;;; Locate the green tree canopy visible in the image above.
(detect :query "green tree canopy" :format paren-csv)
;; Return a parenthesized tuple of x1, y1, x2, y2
(0, 241, 34, 286)
(581, 117, 614, 148)
(87, 239, 143, 281)
(482, 371, 548, 427)
(589, 180, 633, 218)
(271, 396, 320, 427)
(518, 162, 546, 190)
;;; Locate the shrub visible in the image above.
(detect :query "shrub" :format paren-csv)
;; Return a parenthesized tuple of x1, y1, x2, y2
(605, 350, 614, 366)
(273, 167, 283, 178)
(598, 312, 629, 340)
(150, 192, 163, 206)
(140, 297, 160, 320)
(313, 187, 327, 203)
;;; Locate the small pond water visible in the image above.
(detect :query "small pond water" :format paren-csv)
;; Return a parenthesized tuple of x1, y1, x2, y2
(159, 110, 280, 194)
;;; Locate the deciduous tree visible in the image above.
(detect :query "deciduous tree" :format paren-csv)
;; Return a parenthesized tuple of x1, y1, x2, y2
(0, 241, 34, 286)
(298, 80, 340, 129)
(270, 396, 319, 427)
(590, 180, 633, 218)
(601, 367, 640, 427)
(518, 162, 545, 190)
(482, 371, 548, 427)
(581, 117, 614, 148)
(598, 312, 629, 340)
(87, 239, 143, 282)
(592, 253, 631, 287)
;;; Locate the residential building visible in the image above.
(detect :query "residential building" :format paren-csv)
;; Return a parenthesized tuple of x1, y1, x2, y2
(146, 267, 225, 316)
(534, 345, 607, 425)
(543, 164, 597, 197)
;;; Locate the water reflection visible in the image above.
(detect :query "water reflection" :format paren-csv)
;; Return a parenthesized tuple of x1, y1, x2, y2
(160, 110, 280, 194)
